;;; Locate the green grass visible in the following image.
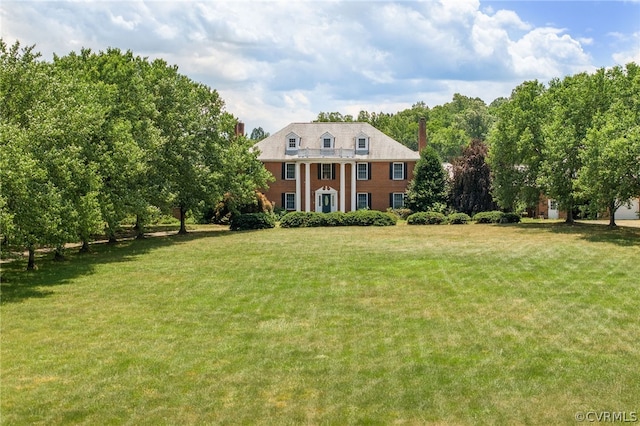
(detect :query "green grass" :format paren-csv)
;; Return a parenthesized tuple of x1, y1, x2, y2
(2, 223, 639, 425)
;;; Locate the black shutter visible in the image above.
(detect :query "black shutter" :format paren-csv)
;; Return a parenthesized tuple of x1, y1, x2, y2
(317, 164, 322, 180)
(368, 193, 372, 209)
(389, 193, 393, 208)
(281, 193, 285, 208)
(332, 163, 336, 180)
(404, 162, 408, 180)
(389, 163, 393, 179)
(368, 163, 372, 180)
(281, 163, 285, 180)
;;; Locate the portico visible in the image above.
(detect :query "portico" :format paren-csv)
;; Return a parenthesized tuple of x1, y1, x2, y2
(294, 160, 358, 213)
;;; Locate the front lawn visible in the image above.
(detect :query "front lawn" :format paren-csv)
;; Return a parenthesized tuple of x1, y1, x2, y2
(2, 223, 639, 424)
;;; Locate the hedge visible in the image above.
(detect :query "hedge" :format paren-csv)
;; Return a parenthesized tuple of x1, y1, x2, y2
(229, 213, 276, 231)
(407, 211, 446, 225)
(447, 212, 472, 224)
(472, 211, 521, 224)
(280, 210, 396, 228)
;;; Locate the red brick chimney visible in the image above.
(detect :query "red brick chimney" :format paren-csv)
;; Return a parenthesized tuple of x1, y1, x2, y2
(235, 121, 245, 137)
(418, 117, 427, 152)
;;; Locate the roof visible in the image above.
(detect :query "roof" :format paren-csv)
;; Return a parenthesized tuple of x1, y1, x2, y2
(253, 122, 420, 161)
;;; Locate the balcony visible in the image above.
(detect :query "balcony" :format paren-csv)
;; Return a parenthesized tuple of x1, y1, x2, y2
(296, 148, 356, 158)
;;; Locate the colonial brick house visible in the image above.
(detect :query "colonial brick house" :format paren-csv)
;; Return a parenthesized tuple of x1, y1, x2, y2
(253, 121, 425, 212)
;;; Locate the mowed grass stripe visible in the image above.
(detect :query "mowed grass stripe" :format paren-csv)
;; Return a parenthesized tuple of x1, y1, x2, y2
(1, 223, 639, 424)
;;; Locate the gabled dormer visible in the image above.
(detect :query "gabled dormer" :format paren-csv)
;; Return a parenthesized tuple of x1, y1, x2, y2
(355, 131, 370, 154)
(320, 132, 335, 149)
(285, 132, 300, 154)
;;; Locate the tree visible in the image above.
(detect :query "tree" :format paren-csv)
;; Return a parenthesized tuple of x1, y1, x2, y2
(487, 80, 547, 212)
(406, 146, 448, 212)
(577, 64, 640, 226)
(250, 127, 270, 141)
(539, 70, 613, 223)
(449, 139, 497, 216)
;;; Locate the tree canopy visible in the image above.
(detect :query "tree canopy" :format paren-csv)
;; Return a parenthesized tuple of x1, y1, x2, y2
(1, 40, 272, 269)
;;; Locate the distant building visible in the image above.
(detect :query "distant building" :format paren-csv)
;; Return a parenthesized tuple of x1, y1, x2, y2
(253, 122, 424, 212)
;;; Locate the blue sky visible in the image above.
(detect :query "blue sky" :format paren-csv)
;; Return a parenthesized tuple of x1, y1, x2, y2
(2, 0, 639, 133)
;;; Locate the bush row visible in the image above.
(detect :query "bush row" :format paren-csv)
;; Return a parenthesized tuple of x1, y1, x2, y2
(280, 210, 397, 228)
(407, 210, 521, 225)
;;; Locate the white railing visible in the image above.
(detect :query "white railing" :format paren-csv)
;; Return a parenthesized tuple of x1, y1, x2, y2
(296, 148, 356, 158)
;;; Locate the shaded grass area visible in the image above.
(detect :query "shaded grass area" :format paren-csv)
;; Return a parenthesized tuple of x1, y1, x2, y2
(1, 223, 639, 424)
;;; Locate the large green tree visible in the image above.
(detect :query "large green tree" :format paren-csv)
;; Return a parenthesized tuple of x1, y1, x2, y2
(538, 70, 613, 223)
(487, 80, 547, 212)
(577, 64, 640, 226)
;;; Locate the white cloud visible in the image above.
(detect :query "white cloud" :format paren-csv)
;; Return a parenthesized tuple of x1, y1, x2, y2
(0, 0, 631, 133)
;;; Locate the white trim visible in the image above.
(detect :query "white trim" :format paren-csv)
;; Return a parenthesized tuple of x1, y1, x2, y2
(351, 162, 356, 212)
(392, 162, 405, 180)
(284, 193, 296, 210)
(392, 193, 405, 209)
(356, 162, 368, 180)
(284, 162, 296, 180)
(304, 162, 311, 212)
(295, 162, 301, 211)
(316, 186, 338, 213)
(340, 163, 346, 212)
(356, 192, 370, 210)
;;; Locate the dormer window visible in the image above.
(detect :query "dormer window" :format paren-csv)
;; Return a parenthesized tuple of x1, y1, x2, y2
(355, 132, 369, 154)
(285, 132, 300, 154)
(320, 132, 335, 149)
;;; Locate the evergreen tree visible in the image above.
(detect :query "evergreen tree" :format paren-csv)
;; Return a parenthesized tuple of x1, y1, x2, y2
(406, 146, 448, 212)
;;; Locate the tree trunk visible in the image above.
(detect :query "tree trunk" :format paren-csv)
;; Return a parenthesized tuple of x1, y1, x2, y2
(134, 214, 146, 239)
(79, 239, 90, 253)
(178, 207, 188, 234)
(27, 246, 36, 271)
(565, 202, 574, 225)
(608, 200, 617, 227)
(54, 246, 66, 262)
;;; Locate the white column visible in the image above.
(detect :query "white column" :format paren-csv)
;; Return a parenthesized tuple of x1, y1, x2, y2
(295, 162, 301, 211)
(339, 162, 346, 212)
(351, 161, 357, 211)
(305, 162, 311, 212)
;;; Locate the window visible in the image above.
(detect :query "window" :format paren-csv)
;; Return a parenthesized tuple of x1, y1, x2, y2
(285, 193, 296, 210)
(321, 163, 334, 180)
(392, 162, 405, 180)
(285, 132, 300, 153)
(549, 199, 558, 210)
(357, 163, 369, 180)
(355, 132, 369, 153)
(320, 132, 334, 149)
(357, 193, 370, 210)
(392, 193, 405, 209)
(285, 163, 295, 180)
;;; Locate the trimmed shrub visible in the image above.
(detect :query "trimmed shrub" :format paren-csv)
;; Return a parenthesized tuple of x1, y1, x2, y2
(447, 212, 471, 224)
(501, 212, 521, 223)
(345, 210, 397, 226)
(229, 213, 276, 231)
(279, 211, 310, 228)
(407, 211, 446, 225)
(472, 211, 504, 224)
(324, 211, 347, 226)
(472, 211, 522, 224)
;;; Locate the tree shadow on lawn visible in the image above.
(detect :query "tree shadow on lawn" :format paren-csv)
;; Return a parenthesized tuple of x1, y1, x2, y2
(0, 228, 231, 305)
(513, 221, 640, 247)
